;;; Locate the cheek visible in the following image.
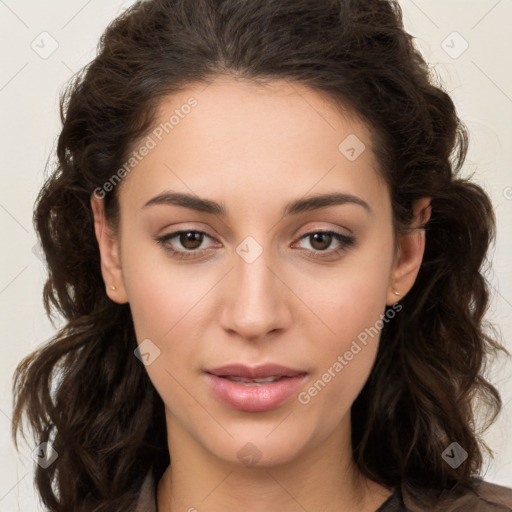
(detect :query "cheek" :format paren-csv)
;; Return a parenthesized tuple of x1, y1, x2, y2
(121, 249, 206, 407)
(296, 241, 393, 408)
(302, 236, 393, 343)
(121, 234, 210, 339)
(120, 237, 221, 385)
(297, 291, 385, 423)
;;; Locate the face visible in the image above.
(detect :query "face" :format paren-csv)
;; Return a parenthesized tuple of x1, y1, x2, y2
(92, 76, 428, 470)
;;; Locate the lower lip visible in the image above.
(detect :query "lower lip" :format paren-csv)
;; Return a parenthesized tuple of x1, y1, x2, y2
(205, 373, 308, 412)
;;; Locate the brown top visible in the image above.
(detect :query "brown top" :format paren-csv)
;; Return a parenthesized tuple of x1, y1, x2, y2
(134, 470, 512, 512)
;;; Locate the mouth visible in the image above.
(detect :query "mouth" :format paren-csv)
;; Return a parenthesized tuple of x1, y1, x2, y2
(204, 363, 308, 412)
(215, 375, 291, 385)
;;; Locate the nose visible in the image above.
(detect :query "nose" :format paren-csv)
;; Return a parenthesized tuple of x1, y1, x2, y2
(219, 247, 292, 342)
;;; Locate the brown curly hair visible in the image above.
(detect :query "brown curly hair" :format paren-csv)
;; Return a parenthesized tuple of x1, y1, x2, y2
(12, 0, 508, 510)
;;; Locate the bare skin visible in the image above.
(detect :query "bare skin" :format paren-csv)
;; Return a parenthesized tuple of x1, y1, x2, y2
(91, 75, 431, 512)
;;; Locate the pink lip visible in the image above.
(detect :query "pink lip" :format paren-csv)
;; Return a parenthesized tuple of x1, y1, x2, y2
(204, 364, 308, 412)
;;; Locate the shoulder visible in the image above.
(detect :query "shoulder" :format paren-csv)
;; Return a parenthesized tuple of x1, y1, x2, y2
(399, 478, 512, 512)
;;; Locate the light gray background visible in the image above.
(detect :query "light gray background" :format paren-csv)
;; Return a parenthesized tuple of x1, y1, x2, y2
(1, 0, 511, 509)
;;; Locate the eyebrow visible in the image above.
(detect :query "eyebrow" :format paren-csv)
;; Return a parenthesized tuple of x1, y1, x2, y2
(142, 191, 372, 216)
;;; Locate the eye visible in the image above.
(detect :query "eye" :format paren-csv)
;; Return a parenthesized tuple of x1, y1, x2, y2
(293, 230, 356, 259)
(155, 230, 217, 260)
(155, 229, 356, 261)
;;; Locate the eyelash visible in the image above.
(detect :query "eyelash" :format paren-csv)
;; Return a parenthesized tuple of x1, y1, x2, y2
(155, 229, 356, 261)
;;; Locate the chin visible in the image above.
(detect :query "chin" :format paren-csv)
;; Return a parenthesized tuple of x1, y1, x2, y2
(203, 427, 311, 469)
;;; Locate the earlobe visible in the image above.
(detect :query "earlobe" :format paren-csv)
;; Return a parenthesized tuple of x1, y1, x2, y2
(386, 197, 432, 305)
(90, 195, 128, 304)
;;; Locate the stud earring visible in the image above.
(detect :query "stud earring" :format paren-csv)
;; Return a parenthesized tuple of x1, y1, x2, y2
(110, 285, 116, 291)
(393, 290, 401, 296)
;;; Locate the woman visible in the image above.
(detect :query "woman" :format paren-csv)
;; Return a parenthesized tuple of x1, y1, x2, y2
(11, 0, 512, 510)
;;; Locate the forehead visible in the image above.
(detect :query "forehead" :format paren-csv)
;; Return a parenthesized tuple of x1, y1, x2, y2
(151, 76, 371, 145)
(117, 76, 388, 216)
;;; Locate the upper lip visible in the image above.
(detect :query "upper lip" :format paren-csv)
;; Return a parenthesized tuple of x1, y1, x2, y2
(206, 364, 307, 379)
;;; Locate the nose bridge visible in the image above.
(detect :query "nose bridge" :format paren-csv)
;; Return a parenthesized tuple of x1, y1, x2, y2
(220, 236, 289, 339)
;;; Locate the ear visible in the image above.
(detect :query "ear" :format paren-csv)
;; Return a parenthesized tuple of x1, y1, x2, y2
(386, 197, 432, 305)
(90, 195, 128, 304)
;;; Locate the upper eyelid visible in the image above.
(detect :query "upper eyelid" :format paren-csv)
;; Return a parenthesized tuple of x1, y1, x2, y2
(157, 219, 353, 236)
